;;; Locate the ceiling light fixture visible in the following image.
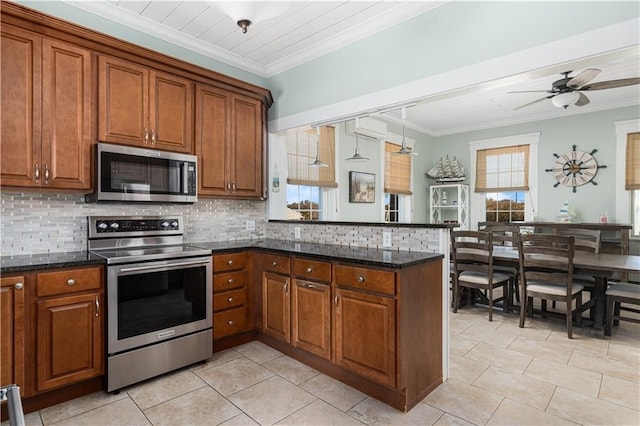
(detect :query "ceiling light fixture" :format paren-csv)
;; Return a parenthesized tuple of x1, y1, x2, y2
(308, 127, 328, 168)
(346, 117, 370, 162)
(392, 107, 418, 156)
(552, 91, 580, 109)
(237, 19, 252, 33)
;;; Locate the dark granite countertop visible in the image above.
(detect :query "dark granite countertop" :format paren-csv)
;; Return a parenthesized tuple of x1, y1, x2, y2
(1, 239, 443, 273)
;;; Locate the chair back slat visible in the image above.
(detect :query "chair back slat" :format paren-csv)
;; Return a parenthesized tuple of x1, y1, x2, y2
(451, 230, 494, 275)
(555, 228, 601, 254)
(485, 224, 520, 247)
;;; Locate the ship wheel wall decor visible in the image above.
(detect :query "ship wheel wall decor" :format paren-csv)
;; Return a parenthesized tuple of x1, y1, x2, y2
(545, 145, 607, 193)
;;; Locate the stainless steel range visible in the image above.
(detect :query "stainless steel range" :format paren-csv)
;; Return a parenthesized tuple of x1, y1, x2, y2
(88, 216, 212, 392)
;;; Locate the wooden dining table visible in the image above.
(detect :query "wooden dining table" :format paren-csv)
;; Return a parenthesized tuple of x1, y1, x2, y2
(492, 246, 640, 333)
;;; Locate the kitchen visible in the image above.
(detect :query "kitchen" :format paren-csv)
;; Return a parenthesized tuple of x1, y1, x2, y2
(2, 1, 639, 425)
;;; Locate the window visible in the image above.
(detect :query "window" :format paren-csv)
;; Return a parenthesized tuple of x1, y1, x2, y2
(625, 132, 640, 236)
(485, 191, 525, 222)
(287, 185, 322, 220)
(384, 193, 399, 222)
(287, 126, 337, 189)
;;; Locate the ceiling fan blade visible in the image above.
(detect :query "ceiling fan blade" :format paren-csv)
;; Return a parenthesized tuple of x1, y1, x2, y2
(581, 77, 640, 91)
(567, 68, 600, 88)
(513, 95, 552, 111)
(507, 90, 553, 94)
(575, 92, 590, 107)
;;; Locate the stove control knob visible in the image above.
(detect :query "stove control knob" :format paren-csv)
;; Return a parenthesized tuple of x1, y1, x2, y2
(171, 221, 179, 228)
(161, 222, 170, 228)
(110, 222, 120, 230)
(97, 222, 108, 230)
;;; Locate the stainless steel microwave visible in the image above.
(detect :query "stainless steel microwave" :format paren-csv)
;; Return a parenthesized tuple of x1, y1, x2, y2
(91, 142, 197, 203)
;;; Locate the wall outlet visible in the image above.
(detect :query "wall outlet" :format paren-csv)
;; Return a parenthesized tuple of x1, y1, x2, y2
(246, 220, 256, 231)
(294, 227, 301, 239)
(382, 231, 392, 248)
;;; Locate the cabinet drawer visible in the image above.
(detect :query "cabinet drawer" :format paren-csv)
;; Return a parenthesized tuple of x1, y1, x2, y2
(293, 258, 331, 283)
(213, 289, 246, 312)
(213, 252, 248, 272)
(36, 266, 103, 297)
(335, 265, 395, 295)
(213, 270, 246, 292)
(262, 253, 290, 275)
(213, 307, 248, 339)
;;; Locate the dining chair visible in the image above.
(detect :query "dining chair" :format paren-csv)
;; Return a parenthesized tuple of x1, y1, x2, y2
(605, 282, 640, 336)
(451, 230, 511, 321)
(518, 233, 583, 339)
(554, 228, 601, 316)
(485, 224, 521, 305)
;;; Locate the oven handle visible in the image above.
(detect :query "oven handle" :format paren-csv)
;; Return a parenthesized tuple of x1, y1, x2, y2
(118, 259, 210, 273)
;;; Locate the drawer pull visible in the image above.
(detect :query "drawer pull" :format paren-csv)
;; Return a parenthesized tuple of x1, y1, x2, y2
(357, 276, 365, 283)
(15, 282, 23, 290)
(272, 261, 278, 266)
(95, 296, 100, 317)
(228, 320, 234, 326)
(300, 282, 316, 289)
(67, 278, 76, 286)
(228, 278, 234, 284)
(227, 260, 233, 266)
(306, 267, 313, 273)
(228, 297, 234, 303)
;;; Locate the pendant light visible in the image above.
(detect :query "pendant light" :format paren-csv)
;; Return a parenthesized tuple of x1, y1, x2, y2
(308, 126, 328, 168)
(346, 117, 370, 162)
(392, 107, 418, 156)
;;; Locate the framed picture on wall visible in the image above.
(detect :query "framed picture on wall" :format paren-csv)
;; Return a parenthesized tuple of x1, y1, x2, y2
(349, 171, 375, 203)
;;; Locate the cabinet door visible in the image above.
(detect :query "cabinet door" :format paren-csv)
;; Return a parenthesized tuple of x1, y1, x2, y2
(0, 276, 26, 393)
(41, 38, 92, 189)
(195, 83, 230, 196)
(230, 94, 263, 198)
(0, 25, 41, 187)
(334, 288, 396, 387)
(150, 70, 193, 153)
(98, 55, 148, 146)
(36, 292, 103, 392)
(291, 280, 331, 360)
(262, 272, 290, 342)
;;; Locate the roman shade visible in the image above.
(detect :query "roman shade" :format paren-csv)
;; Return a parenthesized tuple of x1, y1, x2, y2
(625, 132, 640, 190)
(384, 142, 413, 195)
(476, 145, 529, 192)
(287, 126, 337, 188)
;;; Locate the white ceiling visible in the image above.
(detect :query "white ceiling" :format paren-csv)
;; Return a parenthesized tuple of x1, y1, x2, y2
(63, 0, 640, 136)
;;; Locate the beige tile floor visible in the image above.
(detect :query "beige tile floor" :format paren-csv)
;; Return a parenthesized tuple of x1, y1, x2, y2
(7, 306, 639, 426)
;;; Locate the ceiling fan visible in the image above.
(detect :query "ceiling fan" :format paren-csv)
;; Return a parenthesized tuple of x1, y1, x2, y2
(509, 68, 640, 110)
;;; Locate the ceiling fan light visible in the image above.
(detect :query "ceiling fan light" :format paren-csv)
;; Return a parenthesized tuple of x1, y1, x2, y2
(552, 92, 580, 109)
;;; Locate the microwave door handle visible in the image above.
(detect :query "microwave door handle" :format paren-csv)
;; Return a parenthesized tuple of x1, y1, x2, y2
(118, 259, 210, 274)
(182, 162, 188, 194)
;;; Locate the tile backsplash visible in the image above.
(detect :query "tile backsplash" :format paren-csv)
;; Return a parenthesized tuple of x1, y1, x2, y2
(1, 191, 266, 256)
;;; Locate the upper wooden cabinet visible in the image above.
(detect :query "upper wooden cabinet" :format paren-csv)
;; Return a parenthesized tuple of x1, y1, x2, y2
(196, 83, 265, 198)
(1, 276, 26, 395)
(1, 25, 92, 190)
(98, 55, 194, 154)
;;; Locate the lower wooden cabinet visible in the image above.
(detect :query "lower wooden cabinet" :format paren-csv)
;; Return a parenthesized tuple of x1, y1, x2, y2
(212, 252, 251, 340)
(1, 276, 26, 394)
(291, 280, 331, 360)
(262, 272, 290, 343)
(334, 287, 396, 387)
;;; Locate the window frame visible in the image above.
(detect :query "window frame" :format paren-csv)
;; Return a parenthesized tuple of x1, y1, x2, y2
(615, 119, 640, 235)
(469, 133, 539, 229)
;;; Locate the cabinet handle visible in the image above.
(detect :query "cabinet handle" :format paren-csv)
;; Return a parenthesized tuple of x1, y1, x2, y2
(272, 261, 278, 267)
(44, 164, 50, 185)
(228, 320, 234, 326)
(34, 163, 40, 184)
(306, 267, 313, 273)
(95, 296, 100, 317)
(334, 294, 339, 307)
(14, 282, 23, 290)
(225, 181, 230, 192)
(358, 275, 365, 283)
(227, 260, 233, 266)
(67, 278, 76, 286)
(306, 283, 316, 289)
(228, 278, 234, 284)
(144, 128, 149, 144)
(228, 297, 234, 303)
(151, 128, 156, 145)
(284, 280, 289, 294)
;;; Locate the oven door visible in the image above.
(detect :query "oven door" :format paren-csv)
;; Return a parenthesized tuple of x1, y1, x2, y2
(107, 256, 212, 355)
